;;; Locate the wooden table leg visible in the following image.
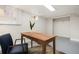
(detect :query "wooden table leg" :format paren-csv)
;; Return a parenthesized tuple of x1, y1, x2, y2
(42, 43, 46, 54)
(21, 35, 24, 51)
(53, 38, 56, 54)
(31, 40, 33, 48)
(21, 35, 23, 44)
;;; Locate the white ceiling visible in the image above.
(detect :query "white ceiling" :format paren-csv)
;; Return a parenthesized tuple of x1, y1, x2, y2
(1, 5, 79, 18)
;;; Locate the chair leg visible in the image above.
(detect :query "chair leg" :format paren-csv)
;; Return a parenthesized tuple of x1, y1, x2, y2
(14, 38, 26, 45)
(23, 38, 26, 43)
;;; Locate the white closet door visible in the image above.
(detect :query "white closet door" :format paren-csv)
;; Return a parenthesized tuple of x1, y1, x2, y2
(53, 17, 70, 37)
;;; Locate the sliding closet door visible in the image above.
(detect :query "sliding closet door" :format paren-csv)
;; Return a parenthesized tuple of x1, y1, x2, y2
(53, 17, 70, 37)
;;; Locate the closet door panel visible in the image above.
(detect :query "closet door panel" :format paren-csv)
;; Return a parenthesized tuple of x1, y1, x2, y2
(54, 17, 70, 37)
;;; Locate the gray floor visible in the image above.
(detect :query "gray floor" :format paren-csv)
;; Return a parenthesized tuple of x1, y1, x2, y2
(56, 36, 79, 54)
(28, 46, 63, 54)
(0, 36, 79, 54)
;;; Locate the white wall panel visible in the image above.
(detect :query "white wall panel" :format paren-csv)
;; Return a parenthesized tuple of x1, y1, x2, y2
(53, 17, 70, 37)
(70, 15, 79, 41)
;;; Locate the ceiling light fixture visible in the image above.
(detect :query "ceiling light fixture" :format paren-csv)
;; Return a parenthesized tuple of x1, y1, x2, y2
(44, 5, 55, 11)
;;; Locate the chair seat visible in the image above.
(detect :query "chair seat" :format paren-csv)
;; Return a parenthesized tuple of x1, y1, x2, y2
(9, 43, 28, 54)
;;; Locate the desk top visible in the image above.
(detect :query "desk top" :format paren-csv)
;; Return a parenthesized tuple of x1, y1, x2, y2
(21, 32, 56, 41)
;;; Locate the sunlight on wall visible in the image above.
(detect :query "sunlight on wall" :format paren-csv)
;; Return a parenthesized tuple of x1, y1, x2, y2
(0, 8, 4, 16)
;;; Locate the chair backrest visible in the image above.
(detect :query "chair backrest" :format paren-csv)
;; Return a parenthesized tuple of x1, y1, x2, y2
(0, 33, 13, 54)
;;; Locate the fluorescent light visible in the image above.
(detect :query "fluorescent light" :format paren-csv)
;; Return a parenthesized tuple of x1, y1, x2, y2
(44, 5, 55, 11)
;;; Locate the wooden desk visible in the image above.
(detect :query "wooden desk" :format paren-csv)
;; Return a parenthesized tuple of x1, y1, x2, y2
(21, 32, 56, 54)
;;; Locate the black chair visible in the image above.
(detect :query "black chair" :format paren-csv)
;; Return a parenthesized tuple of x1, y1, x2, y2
(0, 33, 28, 54)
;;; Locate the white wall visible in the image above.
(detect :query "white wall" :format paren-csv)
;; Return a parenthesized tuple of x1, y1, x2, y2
(53, 15, 79, 42)
(70, 15, 79, 41)
(34, 17, 47, 33)
(0, 6, 47, 48)
(45, 18, 53, 35)
(53, 17, 70, 37)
